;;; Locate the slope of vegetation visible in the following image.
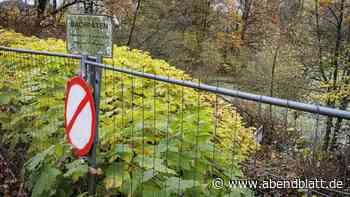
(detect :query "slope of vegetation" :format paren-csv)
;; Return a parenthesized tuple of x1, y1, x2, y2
(0, 28, 256, 197)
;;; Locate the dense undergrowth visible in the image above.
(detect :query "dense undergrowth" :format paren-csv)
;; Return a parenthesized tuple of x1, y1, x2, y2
(0, 28, 256, 197)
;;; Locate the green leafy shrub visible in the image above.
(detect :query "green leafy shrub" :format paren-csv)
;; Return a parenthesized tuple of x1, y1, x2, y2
(0, 28, 256, 196)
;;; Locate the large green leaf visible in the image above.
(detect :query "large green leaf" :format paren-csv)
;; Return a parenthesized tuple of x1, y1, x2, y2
(0, 94, 12, 105)
(116, 144, 134, 162)
(165, 177, 200, 194)
(25, 145, 55, 171)
(63, 159, 88, 183)
(32, 166, 61, 197)
(104, 162, 129, 189)
(134, 156, 176, 175)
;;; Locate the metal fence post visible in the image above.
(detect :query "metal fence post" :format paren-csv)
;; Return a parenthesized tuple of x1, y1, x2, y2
(85, 55, 102, 195)
(80, 55, 87, 80)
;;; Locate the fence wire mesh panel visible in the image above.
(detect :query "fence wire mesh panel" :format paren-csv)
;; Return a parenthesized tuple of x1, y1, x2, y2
(0, 49, 80, 151)
(1, 47, 350, 197)
(0, 49, 91, 194)
(94, 61, 256, 196)
(86, 59, 350, 197)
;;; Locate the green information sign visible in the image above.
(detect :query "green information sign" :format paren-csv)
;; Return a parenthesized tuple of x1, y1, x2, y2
(67, 14, 113, 57)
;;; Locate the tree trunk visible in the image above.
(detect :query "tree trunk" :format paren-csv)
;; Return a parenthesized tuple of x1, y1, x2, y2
(127, 0, 142, 47)
(84, 0, 94, 14)
(53, 0, 57, 11)
(263, 44, 280, 145)
(37, 0, 48, 18)
(240, 0, 253, 42)
(330, 100, 348, 150)
(323, 0, 345, 151)
(315, 0, 328, 81)
(36, 0, 48, 33)
(323, 112, 333, 151)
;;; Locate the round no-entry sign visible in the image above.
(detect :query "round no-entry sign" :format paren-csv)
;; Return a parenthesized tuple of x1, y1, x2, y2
(64, 76, 96, 156)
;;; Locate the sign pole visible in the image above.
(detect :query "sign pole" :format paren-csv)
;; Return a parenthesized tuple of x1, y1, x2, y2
(86, 55, 102, 194)
(80, 55, 87, 80)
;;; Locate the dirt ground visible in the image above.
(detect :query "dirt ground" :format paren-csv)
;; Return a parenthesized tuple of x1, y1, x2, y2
(0, 144, 28, 197)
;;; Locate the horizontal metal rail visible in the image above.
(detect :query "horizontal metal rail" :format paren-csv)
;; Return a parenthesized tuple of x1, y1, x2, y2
(1, 45, 350, 119)
(85, 60, 350, 120)
(0, 46, 83, 59)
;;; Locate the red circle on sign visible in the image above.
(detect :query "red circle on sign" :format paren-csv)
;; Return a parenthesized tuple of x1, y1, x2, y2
(64, 76, 96, 157)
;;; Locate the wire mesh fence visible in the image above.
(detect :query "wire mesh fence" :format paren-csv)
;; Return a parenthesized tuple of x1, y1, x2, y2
(1, 46, 350, 196)
(0, 48, 79, 151)
(92, 62, 250, 196)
